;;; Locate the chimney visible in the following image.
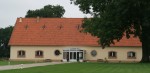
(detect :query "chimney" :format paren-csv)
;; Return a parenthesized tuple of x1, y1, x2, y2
(19, 17, 22, 22)
(36, 16, 40, 22)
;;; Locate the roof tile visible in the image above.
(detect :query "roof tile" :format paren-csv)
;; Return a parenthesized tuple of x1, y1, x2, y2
(9, 18, 141, 46)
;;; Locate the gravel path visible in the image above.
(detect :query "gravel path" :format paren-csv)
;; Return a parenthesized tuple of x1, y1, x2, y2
(0, 62, 66, 71)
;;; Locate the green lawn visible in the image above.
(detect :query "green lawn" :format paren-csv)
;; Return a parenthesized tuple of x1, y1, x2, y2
(0, 61, 34, 66)
(0, 62, 150, 73)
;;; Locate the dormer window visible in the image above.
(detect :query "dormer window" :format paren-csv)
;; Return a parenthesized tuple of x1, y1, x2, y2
(42, 24, 46, 29)
(25, 25, 28, 30)
(58, 25, 63, 29)
(76, 24, 81, 30)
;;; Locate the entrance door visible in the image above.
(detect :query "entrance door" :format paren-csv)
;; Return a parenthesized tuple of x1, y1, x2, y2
(63, 48, 84, 62)
(69, 52, 77, 62)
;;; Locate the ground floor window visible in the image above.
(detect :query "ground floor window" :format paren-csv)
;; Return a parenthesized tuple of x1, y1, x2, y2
(108, 51, 117, 59)
(127, 51, 136, 59)
(35, 50, 43, 58)
(54, 50, 61, 56)
(91, 50, 97, 57)
(17, 50, 25, 58)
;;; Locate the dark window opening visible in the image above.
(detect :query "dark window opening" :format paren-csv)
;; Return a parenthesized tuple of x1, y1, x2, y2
(127, 51, 136, 59)
(54, 50, 61, 56)
(108, 51, 117, 59)
(18, 50, 25, 58)
(35, 50, 43, 58)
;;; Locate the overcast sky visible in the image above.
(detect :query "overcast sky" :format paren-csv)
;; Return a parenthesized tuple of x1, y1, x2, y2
(0, 0, 91, 28)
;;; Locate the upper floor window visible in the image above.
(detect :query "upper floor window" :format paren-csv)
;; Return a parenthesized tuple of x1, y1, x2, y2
(127, 51, 136, 59)
(108, 51, 117, 59)
(35, 50, 43, 58)
(18, 50, 25, 58)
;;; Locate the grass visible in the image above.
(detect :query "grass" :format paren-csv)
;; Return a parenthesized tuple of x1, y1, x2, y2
(0, 62, 150, 73)
(0, 61, 34, 66)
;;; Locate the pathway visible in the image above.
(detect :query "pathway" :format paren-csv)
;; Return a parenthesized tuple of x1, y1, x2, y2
(0, 62, 66, 71)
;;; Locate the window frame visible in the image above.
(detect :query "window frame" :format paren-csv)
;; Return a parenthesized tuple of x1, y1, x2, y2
(127, 51, 136, 59)
(17, 50, 26, 58)
(91, 50, 97, 57)
(35, 50, 44, 58)
(108, 51, 117, 59)
(54, 50, 61, 56)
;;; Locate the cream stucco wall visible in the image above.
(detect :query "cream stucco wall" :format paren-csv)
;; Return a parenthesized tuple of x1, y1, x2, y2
(10, 46, 142, 62)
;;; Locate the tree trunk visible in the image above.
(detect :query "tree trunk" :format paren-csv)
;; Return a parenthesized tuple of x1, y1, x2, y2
(141, 44, 150, 63)
(140, 25, 150, 63)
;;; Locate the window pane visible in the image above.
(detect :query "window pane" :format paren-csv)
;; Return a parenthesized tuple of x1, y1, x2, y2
(70, 52, 72, 59)
(18, 51, 25, 57)
(74, 52, 76, 59)
(128, 52, 136, 58)
(109, 51, 117, 58)
(36, 51, 43, 57)
(63, 52, 67, 59)
(80, 52, 83, 59)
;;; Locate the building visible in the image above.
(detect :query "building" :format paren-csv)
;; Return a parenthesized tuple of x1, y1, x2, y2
(9, 18, 142, 62)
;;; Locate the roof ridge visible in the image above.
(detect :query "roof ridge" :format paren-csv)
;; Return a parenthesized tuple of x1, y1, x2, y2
(17, 17, 85, 19)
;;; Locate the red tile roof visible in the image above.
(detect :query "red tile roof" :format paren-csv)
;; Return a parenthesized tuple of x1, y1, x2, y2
(9, 18, 141, 47)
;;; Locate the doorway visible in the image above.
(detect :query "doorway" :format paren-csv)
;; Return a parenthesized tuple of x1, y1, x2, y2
(63, 48, 84, 62)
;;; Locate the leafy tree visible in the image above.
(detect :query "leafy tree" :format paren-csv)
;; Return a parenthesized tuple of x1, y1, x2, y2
(0, 26, 13, 58)
(71, 0, 150, 62)
(25, 5, 65, 18)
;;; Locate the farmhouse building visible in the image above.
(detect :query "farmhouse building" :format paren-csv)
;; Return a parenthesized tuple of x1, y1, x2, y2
(9, 18, 142, 62)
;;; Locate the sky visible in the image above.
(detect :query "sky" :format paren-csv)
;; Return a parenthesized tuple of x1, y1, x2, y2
(0, 0, 91, 28)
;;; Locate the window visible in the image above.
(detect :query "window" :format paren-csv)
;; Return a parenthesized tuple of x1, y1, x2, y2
(91, 50, 97, 57)
(18, 50, 25, 58)
(54, 50, 61, 56)
(58, 25, 63, 29)
(35, 50, 43, 58)
(127, 51, 136, 59)
(63, 52, 67, 59)
(24, 25, 28, 30)
(108, 51, 117, 59)
(76, 24, 81, 30)
(41, 24, 46, 29)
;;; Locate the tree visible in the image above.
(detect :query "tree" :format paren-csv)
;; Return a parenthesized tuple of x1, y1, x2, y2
(0, 26, 13, 58)
(25, 5, 65, 18)
(71, 0, 150, 62)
